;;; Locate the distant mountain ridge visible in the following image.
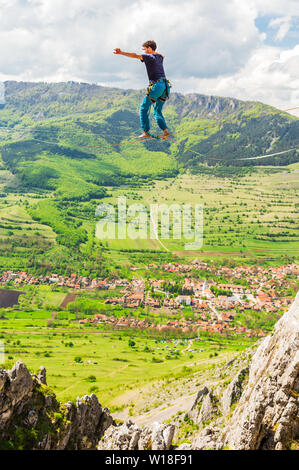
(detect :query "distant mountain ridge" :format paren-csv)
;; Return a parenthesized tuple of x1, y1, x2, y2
(0, 81, 298, 197)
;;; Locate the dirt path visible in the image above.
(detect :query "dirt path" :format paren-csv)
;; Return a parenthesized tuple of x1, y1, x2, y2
(60, 293, 77, 309)
(149, 208, 170, 252)
(173, 250, 252, 256)
(174, 249, 299, 256)
(181, 339, 193, 355)
(1, 327, 111, 336)
(108, 364, 129, 376)
(114, 391, 197, 426)
(109, 382, 154, 409)
(58, 378, 83, 395)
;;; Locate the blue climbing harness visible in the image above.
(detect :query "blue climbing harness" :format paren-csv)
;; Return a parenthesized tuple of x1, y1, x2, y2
(146, 78, 171, 104)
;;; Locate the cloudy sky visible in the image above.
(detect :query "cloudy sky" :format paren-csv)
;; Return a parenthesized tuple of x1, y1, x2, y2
(0, 0, 298, 114)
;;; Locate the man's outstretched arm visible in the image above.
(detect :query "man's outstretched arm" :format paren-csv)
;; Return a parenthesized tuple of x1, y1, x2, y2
(113, 48, 143, 60)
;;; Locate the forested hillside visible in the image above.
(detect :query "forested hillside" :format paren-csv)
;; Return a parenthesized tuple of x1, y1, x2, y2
(0, 81, 298, 199)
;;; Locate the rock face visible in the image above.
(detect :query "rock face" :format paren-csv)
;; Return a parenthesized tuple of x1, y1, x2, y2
(38, 366, 47, 385)
(188, 387, 219, 424)
(221, 291, 299, 450)
(222, 367, 249, 416)
(98, 420, 175, 450)
(0, 361, 35, 429)
(190, 426, 223, 451)
(0, 291, 298, 451)
(187, 291, 299, 450)
(0, 361, 113, 450)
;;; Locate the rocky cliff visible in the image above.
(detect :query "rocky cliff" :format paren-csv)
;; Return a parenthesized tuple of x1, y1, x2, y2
(0, 361, 174, 451)
(1, 292, 298, 450)
(183, 290, 299, 450)
(97, 421, 175, 451)
(0, 362, 113, 450)
(221, 290, 299, 450)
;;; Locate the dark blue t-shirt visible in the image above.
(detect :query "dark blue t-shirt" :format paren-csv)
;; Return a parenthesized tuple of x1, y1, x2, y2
(141, 53, 166, 82)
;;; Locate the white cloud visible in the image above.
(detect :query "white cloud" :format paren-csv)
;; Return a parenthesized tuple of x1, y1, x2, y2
(269, 16, 292, 41)
(0, 0, 297, 113)
(0, 0, 262, 82)
(251, 0, 299, 16)
(177, 44, 299, 116)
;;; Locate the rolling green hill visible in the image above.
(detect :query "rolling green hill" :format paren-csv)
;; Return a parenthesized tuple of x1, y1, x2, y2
(0, 81, 298, 198)
(0, 81, 298, 272)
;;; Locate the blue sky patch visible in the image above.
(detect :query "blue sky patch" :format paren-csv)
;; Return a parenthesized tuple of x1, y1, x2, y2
(255, 14, 299, 49)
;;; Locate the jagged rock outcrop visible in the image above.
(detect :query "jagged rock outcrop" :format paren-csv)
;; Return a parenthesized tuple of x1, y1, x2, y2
(222, 367, 249, 416)
(187, 291, 299, 450)
(1, 291, 298, 451)
(0, 361, 34, 428)
(190, 426, 223, 451)
(221, 291, 299, 450)
(98, 420, 175, 450)
(188, 387, 219, 424)
(37, 366, 47, 385)
(0, 361, 113, 450)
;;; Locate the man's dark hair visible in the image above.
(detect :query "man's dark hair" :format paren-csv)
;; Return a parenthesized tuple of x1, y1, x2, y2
(142, 40, 157, 51)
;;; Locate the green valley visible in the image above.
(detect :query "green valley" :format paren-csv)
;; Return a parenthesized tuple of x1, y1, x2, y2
(0, 81, 298, 272)
(0, 81, 298, 419)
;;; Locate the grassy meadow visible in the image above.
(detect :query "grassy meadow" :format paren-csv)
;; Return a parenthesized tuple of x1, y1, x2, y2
(0, 81, 298, 274)
(100, 163, 299, 264)
(0, 309, 253, 409)
(0, 162, 298, 272)
(0, 280, 283, 410)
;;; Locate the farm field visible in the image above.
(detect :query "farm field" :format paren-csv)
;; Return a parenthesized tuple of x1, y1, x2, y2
(0, 162, 298, 274)
(0, 81, 298, 277)
(101, 164, 299, 262)
(0, 312, 254, 410)
(0, 277, 283, 413)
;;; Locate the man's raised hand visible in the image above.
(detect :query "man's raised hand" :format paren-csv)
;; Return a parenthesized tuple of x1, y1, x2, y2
(113, 49, 142, 60)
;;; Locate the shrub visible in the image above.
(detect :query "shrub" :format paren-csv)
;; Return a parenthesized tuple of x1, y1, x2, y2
(152, 357, 164, 363)
(85, 375, 97, 383)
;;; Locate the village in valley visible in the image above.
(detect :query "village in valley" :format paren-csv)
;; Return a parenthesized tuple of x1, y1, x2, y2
(1, 260, 297, 339)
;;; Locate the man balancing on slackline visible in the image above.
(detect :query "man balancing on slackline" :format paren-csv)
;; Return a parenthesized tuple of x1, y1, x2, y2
(113, 40, 171, 140)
